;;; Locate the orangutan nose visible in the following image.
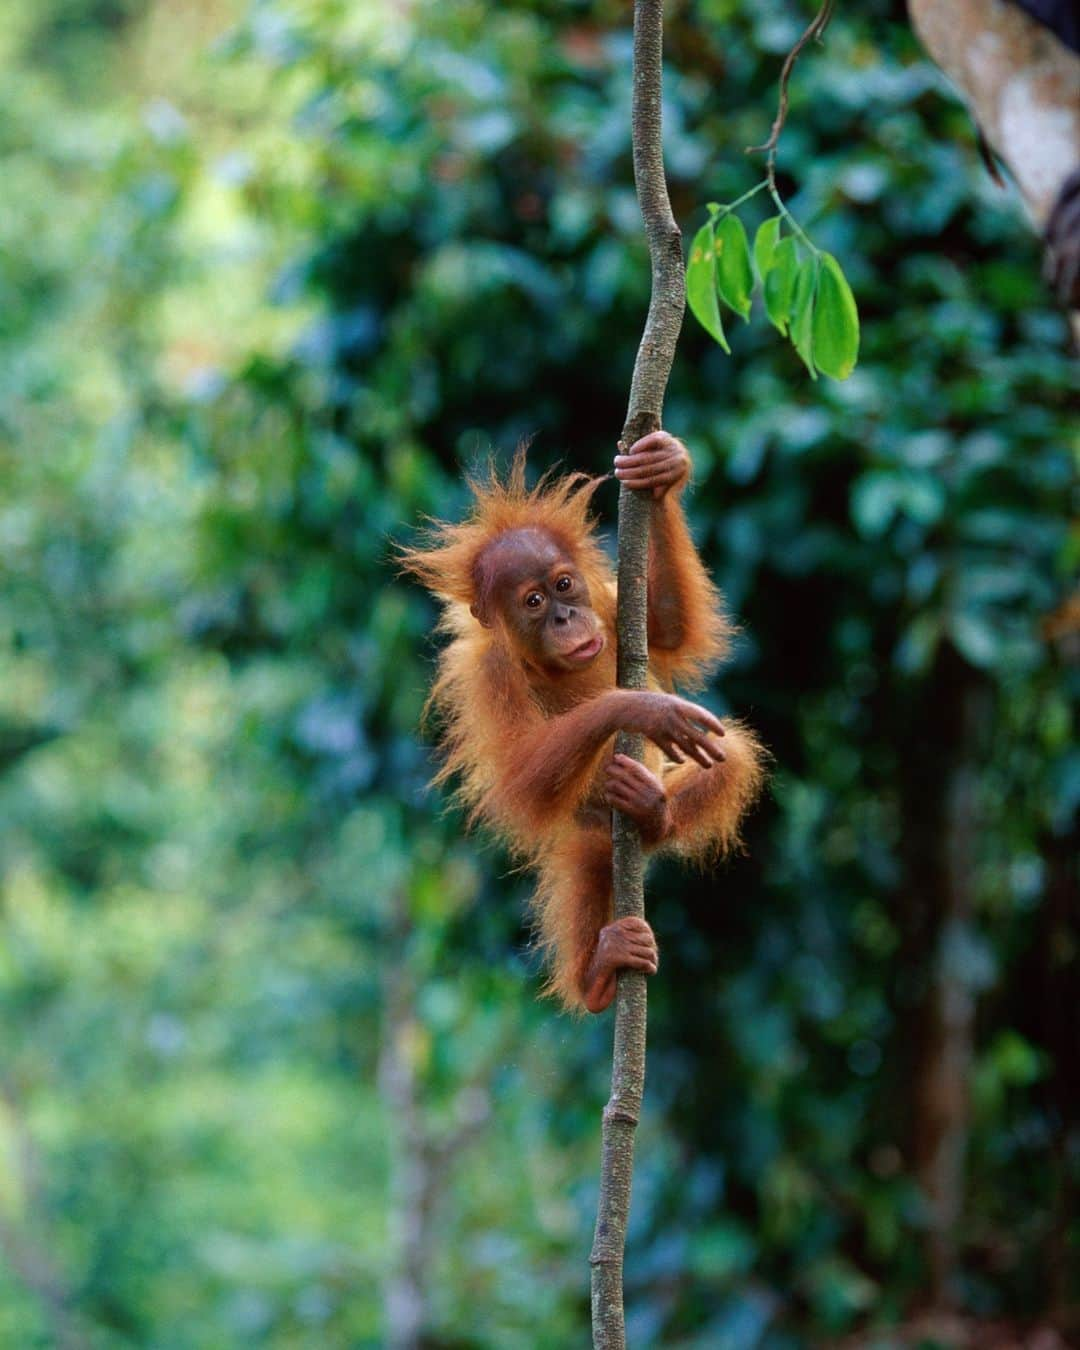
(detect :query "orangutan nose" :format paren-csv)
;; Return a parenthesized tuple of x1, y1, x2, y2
(552, 603, 575, 625)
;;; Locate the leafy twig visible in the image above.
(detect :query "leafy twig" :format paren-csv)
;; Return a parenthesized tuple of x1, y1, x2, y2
(709, 180, 770, 216)
(766, 183, 817, 253)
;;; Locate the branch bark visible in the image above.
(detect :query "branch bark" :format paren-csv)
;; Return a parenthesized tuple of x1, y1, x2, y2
(378, 894, 500, 1350)
(589, 0, 685, 1344)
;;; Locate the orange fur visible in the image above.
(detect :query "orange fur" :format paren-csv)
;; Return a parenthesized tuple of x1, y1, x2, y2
(647, 496, 733, 691)
(532, 829, 613, 1008)
(399, 450, 612, 614)
(401, 451, 765, 1011)
(399, 450, 615, 847)
(663, 720, 767, 862)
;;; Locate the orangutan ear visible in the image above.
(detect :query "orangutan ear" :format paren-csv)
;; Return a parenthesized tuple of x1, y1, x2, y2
(469, 600, 494, 628)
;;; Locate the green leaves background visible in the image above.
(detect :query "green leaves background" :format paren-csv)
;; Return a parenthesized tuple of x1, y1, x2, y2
(0, 0, 1075, 1345)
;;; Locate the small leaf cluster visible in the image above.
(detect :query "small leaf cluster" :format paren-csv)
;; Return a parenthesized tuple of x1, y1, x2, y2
(687, 204, 860, 380)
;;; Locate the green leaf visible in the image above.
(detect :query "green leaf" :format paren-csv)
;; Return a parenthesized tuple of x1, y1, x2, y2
(714, 212, 753, 321)
(895, 613, 942, 675)
(753, 215, 781, 282)
(689, 1221, 756, 1280)
(685, 221, 730, 352)
(790, 254, 819, 377)
(949, 611, 1000, 669)
(811, 252, 860, 380)
(899, 473, 945, 525)
(851, 470, 898, 539)
(763, 236, 797, 335)
(989, 1029, 1046, 1086)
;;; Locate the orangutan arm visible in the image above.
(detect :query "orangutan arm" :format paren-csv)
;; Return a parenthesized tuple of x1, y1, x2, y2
(499, 689, 725, 828)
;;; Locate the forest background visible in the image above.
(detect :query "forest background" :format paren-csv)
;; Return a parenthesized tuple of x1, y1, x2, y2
(0, 0, 1076, 1346)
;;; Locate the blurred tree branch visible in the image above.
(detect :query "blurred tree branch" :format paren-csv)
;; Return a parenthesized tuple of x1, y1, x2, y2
(0, 1082, 88, 1350)
(378, 893, 502, 1350)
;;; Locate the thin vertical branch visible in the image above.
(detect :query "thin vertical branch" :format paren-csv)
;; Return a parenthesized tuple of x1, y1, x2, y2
(589, 0, 685, 1344)
(0, 1082, 89, 1350)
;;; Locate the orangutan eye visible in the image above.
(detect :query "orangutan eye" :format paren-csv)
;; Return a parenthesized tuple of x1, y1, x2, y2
(554, 575, 573, 593)
(524, 591, 544, 609)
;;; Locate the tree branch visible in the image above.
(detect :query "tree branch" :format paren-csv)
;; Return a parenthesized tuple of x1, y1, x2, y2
(746, 0, 834, 171)
(589, 0, 685, 1344)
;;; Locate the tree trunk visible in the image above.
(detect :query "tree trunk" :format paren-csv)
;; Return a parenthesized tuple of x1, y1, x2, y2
(589, 0, 685, 1344)
(908, 0, 1080, 339)
(1036, 820, 1079, 1316)
(378, 926, 434, 1350)
(899, 645, 990, 1305)
(908, 0, 1080, 231)
(0, 1083, 89, 1350)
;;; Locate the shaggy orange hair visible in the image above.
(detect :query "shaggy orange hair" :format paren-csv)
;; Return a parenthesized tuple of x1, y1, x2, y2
(399, 449, 612, 610)
(398, 451, 616, 847)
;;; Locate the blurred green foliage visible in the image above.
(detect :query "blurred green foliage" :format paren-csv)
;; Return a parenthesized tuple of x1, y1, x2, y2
(0, 0, 1076, 1345)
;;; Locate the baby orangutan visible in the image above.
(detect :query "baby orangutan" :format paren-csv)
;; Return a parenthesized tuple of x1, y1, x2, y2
(402, 433, 765, 1013)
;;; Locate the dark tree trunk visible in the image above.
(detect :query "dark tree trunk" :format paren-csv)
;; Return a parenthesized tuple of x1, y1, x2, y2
(1036, 821, 1080, 1315)
(897, 644, 991, 1306)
